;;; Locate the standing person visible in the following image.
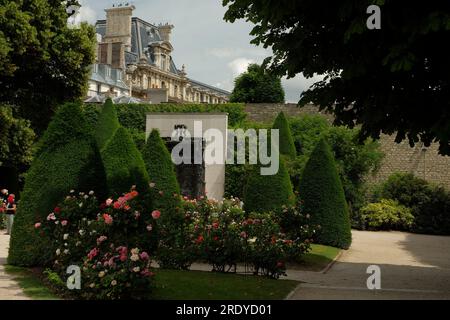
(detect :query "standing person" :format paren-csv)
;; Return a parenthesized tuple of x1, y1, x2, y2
(5, 193, 16, 235)
(0, 189, 8, 229)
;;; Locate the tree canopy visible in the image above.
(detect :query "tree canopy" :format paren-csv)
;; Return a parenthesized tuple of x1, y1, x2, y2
(223, 1, 450, 155)
(230, 63, 285, 103)
(0, 0, 96, 133)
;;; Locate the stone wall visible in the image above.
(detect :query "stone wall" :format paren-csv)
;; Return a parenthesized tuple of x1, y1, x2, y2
(244, 103, 450, 189)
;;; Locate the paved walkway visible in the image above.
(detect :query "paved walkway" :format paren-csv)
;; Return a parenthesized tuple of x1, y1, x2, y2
(0, 231, 30, 300)
(288, 230, 450, 300)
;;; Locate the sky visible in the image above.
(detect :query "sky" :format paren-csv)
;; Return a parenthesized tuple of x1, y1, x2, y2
(77, 0, 322, 103)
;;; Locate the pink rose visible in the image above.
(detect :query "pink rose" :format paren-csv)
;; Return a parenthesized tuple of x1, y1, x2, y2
(61, 220, 68, 226)
(106, 198, 113, 206)
(34, 222, 41, 229)
(146, 225, 153, 232)
(151, 210, 161, 220)
(87, 248, 99, 260)
(119, 254, 127, 262)
(103, 214, 113, 225)
(113, 201, 121, 209)
(139, 252, 150, 261)
(240, 231, 248, 239)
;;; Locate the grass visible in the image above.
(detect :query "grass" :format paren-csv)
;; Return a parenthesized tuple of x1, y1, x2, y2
(152, 269, 299, 300)
(289, 244, 342, 272)
(4, 265, 60, 300)
(5, 266, 297, 300)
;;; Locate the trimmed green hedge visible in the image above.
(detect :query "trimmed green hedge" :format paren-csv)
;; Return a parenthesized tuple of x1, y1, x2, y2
(83, 103, 247, 132)
(95, 98, 120, 150)
(101, 126, 150, 196)
(142, 129, 181, 219)
(8, 104, 106, 266)
(299, 139, 352, 249)
(243, 157, 295, 213)
(272, 112, 296, 158)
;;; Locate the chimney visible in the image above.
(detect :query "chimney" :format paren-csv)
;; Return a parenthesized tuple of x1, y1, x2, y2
(158, 23, 174, 42)
(104, 4, 135, 51)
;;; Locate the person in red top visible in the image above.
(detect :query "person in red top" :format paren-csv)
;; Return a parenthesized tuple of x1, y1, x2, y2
(5, 194, 16, 235)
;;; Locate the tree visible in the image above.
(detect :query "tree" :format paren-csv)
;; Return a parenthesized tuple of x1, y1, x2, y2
(0, 0, 96, 133)
(230, 64, 285, 103)
(223, 1, 450, 155)
(95, 99, 121, 150)
(8, 103, 106, 266)
(142, 129, 181, 215)
(0, 105, 35, 193)
(298, 139, 352, 249)
(272, 112, 296, 158)
(101, 127, 150, 197)
(243, 157, 295, 213)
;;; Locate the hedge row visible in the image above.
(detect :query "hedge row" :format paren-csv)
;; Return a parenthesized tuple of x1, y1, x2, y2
(83, 103, 247, 132)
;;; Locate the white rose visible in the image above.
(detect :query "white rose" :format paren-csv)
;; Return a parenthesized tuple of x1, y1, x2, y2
(132, 267, 140, 273)
(56, 249, 61, 256)
(63, 234, 69, 240)
(130, 254, 139, 262)
(64, 249, 69, 255)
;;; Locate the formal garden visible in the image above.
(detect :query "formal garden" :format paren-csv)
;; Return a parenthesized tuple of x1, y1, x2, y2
(2, 97, 449, 300)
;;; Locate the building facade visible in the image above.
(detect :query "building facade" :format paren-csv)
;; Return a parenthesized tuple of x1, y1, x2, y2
(88, 4, 230, 104)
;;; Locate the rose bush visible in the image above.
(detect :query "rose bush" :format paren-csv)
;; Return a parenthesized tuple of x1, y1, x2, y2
(35, 188, 159, 299)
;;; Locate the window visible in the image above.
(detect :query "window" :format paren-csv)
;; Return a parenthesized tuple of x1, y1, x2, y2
(161, 54, 166, 71)
(97, 84, 101, 94)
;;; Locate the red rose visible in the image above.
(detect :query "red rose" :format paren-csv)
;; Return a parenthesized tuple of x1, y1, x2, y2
(54, 207, 61, 214)
(151, 210, 161, 220)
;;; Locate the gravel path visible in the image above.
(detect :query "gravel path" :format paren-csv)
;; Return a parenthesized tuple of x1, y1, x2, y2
(0, 231, 30, 300)
(288, 230, 450, 300)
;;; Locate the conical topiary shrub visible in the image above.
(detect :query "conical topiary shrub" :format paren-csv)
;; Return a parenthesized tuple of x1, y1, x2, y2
(101, 126, 150, 196)
(142, 129, 181, 215)
(272, 111, 296, 158)
(243, 156, 295, 213)
(8, 103, 106, 266)
(95, 98, 120, 150)
(299, 138, 352, 249)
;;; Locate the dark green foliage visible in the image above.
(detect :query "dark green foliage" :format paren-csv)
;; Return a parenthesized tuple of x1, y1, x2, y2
(244, 157, 295, 213)
(0, 0, 96, 133)
(223, 1, 450, 155)
(230, 64, 285, 103)
(0, 105, 35, 171)
(95, 99, 120, 150)
(377, 173, 450, 235)
(272, 112, 296, 158)
(8, 104, 106, 266)
(299, 139, 351, 249)
(101, 127, 150, 197)
(115, 103, 247, 131)
(142, 129, 181, 218)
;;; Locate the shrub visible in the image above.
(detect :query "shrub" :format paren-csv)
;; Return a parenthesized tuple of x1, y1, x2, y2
(115, 103, 247, 131)
(142, 129, 181, 218)
(95, 99, 120, 150)
(101, 127, 150, 197)
(243, 213, 312, 279)
(35, 189, 158, 300)
(8, 103, 106, 266)
(360, 199, 414, 231)
(189, 197, 246, 272)
(299, 138, 352, 249)
(272, 112, 296, 158)
(243, 157, 295, 213)
(377, 173, 450, 235)
(274, 199, 317, 241)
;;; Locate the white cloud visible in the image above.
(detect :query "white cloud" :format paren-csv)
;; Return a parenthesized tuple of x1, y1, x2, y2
(228, 57, 255, 77)
(73, 1, 97, 25)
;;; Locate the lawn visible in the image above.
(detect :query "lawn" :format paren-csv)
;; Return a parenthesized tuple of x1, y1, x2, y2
(4, 266, 60, 300)
(289, 244, 342, 272)
(5, 266, 298, 300)
(152, 269, 298, 300)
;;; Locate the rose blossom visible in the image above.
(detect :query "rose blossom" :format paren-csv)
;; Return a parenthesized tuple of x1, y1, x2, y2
(63, 234, 69, 240)
(130, 254, 139, 262)
(139, 252, 149, 261)
(111, 280, 117, 286)
(106, 198, 113, 206)
(61, 220, 68, 226)
(149, 182, 156, 188)
(54, 207, 61, 214)
(47, 213, 56, 221)
(103, 214, 113, 225)
(151, 210, 161, 220)
(34, 223, 41, 229)
(146, 225, 153, 232)
(132, 267, 140, 273)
